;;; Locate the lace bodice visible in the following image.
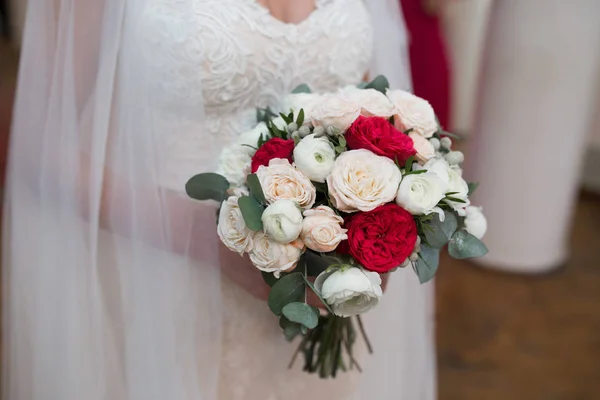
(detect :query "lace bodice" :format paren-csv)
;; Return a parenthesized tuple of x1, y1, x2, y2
(140, 0, 373, 190)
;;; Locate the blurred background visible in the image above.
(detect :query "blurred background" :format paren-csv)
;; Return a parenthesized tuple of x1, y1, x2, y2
(1, 0, 599, 398)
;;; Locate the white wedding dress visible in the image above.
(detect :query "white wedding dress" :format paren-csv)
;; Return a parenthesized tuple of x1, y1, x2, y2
(4, 0, 435, 399)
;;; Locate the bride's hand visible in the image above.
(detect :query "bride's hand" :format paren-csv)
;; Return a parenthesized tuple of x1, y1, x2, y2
(219, 242, 390, 310)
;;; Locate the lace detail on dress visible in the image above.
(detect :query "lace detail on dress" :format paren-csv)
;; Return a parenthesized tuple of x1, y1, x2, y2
(139, 1, 373, 398)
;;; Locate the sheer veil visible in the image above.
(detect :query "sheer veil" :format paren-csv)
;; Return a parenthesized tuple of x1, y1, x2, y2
(3, 0, 433, 399)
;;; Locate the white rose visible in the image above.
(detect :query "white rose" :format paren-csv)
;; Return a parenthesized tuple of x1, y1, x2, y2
(314, 268, 383, 317)
(327, 149, 402, 213)
(281, 93, 323, 122)
(423, 158, 470, 214)
(409, 132, 435, 165)
(310, 92, 361, 133)
(216, 145, 252, 188)
(301, 206, 347, 252)
(464, 206, 487, 240)
(249, 233, 305, 278)
(236, 122, 269, 155)
(217, 196, 255, 255)
(293, 134, 336, 183)
(256, 159, 317, 210)
(387, 90, 438, 138)
(395, 171, 449, 215)
(339, 86, 396, 118)
(261, 199, 303, 243)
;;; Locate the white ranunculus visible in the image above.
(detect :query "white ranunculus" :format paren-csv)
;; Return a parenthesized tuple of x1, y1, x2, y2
(327, 149, 402, 213)
(395, 171, 449, 215)
(261, 199, 303, 243)
(216, 145, 252, 188)
(281, 93, 323, 122)
(236, 122, 269, 155)
(217, 196, 255, 255)
(256, 159, 317, 210)
(339, 86, 396, 118)
(301, 206, 347, 252)
(387, 89, 438, 138)
(310, 92, 361, 133)
(293, 134, 336, 183)
(314, 268, 383, 317)
(249, 233, 305, 278)
(424, 158, 470, 215)
(409, 132, 435, 165)
(464, 206, 488, 239)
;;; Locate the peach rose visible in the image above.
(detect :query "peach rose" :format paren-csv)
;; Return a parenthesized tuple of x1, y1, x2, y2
(256, 159, 316, 210)
(249, 234, 305, 278)
(301, 206, 348, 252)
(326, 149, 402, 213)
(387, 90, 438, 138)
(409, 133, 435, 165)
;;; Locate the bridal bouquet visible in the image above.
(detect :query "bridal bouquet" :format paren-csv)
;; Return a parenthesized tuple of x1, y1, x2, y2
(186, 76, 488, 378)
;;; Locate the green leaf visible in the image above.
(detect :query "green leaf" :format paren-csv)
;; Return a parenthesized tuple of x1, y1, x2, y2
(448, 230, 489, 259)
(261, 271, 279, 287)
(356, 82, 368, 89)
(303, 250, 334, 276)
(468, 182, 479, 196)
(302, 274, 334, 314)
(268, 272, 306, 315)
(185, 173, 230, 202)
(415, 244, 440, 284)
(446, 196, 467, 204)
(403, 169, 427, 176)
(282, 302, 320, 329)
(246, 174, 266, 204)
(296, 108, 305, 127)
(292, 83, 311, 94)
(365, 75, 390, 94)
(312, 182, 328, 194)
(404, 156, 415, 172)
(238, 195, 264, 231)
(424, 211, 458, 249)
(440, 130, 462, 141)
(279, 112, 293, 125)
(335, 145, 345, 154)
(256, 108, 264, 123)
(279, 316, 303, 341)
(337, 135, 347, 147)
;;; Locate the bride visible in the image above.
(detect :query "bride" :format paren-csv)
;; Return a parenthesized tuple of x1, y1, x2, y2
(3, 0, 435, 398)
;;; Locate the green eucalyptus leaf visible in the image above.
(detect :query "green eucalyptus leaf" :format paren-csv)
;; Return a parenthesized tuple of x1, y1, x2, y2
(356, 82, 368, 89)
(279, 316, 303, 341)
(246, 174, 266, 204)
(337, 135, 347, 147)
(268, 272, 306, 315)
(365, 75, 390, 94)
(424, 211, 458, 249)
(296, 108, 305, 127)
(468, 182, 480, 196)
(282, 302, 320, 329)
(261, 271, 279, 287)
(185, 173, 230, 202)
(415, 244, 440, 284)
(448, 230, 489, 259)
(292, 83, 311, 94)
(237, 195, 264, 231)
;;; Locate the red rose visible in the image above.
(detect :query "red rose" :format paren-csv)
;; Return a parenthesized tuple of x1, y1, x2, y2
(251, 138, 295, 173)
(346, 115, 416, 164)
(344, 203, 418, 273)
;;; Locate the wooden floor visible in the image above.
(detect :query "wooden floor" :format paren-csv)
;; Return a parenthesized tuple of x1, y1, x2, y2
(2, 40, 600, 399)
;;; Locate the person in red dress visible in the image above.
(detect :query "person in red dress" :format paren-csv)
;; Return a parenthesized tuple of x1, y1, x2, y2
(400, 0, 452, 130)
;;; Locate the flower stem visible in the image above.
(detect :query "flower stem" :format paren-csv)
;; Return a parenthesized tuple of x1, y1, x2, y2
(356, 315, 373, 354)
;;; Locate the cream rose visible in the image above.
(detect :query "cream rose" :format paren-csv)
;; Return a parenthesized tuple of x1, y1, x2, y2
(261, 199, 303, 243)
(217, 196, 255, 255)
(464, 206, 487, 239)
(256, 159, 317, 210)
(293, 134, 336, 183)
(249, 233, 305, 278)
(395, 171, 449, 215)
(387, 89, 438, 138)
(310, 92, 361, 133)
(327, 149, 402, 213)
(409, 132, 435, 165)
(301, 206, 347, 252)
(315, 267, 383, 317)
(339, 86, 396, 118)
(236, 122, 269, 155)
(216, 146, 252, 188)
